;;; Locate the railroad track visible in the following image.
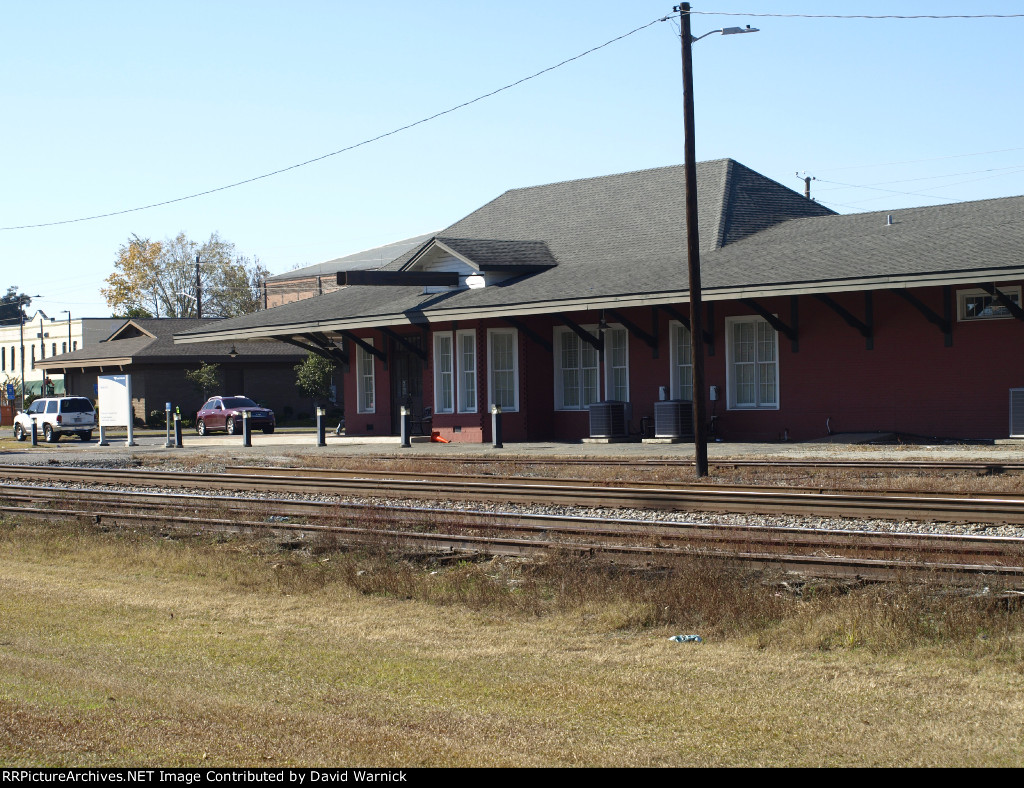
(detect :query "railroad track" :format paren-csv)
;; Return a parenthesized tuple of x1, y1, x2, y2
(3, 483, 1024, 585)
(318, 454, 1024, 473)
(2, 463, 1022, 525)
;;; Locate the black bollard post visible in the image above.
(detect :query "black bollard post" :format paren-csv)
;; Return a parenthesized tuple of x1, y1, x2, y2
(491, 404, 503, 449)
(164, 402, 173, 448)
(174, 413, 183, 448)
(316, 407, 326, 447)
(30, 418, 38, 447)
(242, 410, 252, 448)
(400, 406, 411, 448)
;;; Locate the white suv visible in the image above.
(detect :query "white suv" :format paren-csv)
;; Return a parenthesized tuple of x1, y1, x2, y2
(13, 396, 96, 442)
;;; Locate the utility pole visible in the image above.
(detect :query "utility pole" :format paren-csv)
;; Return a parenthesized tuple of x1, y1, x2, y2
(678, 2, 709, 478)
(195, 254, 203, 319)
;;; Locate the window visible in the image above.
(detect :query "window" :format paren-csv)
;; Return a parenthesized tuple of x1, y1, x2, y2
(433, 330, 478, 414)
(726, 317, 779, 409)
(457, 330, 477, 413)
(72, 341, 77, 351)
(604, 327, 629, 402)
(487, 329, 518, 411)
(433, 333, 454, 414)
(554, 327, 599, 410)
(356, 340, 375, 414)
(669, 321, 693, 401)
(62, 342, 67, 354)
(958, 286, 1022, 321)
(51, 343, 56, 357)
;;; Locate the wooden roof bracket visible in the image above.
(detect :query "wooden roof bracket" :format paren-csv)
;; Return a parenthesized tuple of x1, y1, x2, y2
(309, 332, 350, 365)
(559, 315, 603, 352)
(606, 308, 657, 357)
(340, 330, 388, 367)
(889, 288, 952, 347)
(279, 336, 348, 369)
(378, 326, 427, 362)
(975, 283, 1024, 321)
(814, 292, 874, 350)
(655, 304, 713, 351)
(739, 298, 798, 348)
(501, 317, 552, 353)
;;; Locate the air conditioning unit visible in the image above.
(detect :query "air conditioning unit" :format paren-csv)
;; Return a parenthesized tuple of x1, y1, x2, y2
(589, 400, 628, 438)
(1010, 389, 1024, 437)
(654, 400, 694, 439)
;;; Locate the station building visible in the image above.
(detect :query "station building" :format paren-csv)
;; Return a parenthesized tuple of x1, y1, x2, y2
(175, 159, 1024, 443)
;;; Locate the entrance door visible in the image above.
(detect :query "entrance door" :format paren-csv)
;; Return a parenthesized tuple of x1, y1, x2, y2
(389, 335, 424, 434)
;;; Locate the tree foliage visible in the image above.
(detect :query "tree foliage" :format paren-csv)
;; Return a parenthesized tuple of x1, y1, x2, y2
(102, 232, 269, 319)
(294, 354, 335, 406)
(184, 361, 221, 401)
(0, 287, 31, 325)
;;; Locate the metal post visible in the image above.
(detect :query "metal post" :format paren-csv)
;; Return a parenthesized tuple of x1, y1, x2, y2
(98, 425, 108, 446)
(195, 255, 203, 320)
(125, 375, 136, 447)
(18, 307, 25, 410)
(242, 410, 252, 447)
(174, 413, 183, 448)
(316, 407, 326, 447)
(679, 2, 709, 478)
(30, 418, 37, 446)
(400, 405, 411, 448)
(491, 404, 503, 449)
(164, 402, 173, 448)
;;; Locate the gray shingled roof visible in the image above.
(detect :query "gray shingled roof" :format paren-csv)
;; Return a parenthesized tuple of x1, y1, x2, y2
(266, 232, 438, 282)
(429, 238, 558, 270)
(39, 318, 305, 368)
(174, 159, 1024, 343)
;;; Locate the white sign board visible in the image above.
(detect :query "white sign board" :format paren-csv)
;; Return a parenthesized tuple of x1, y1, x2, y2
(98, 375, 132, 427)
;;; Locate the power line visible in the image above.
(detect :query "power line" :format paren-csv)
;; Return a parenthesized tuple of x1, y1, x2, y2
(815, 146, 1024, 173)
(689, 11, 1024, 19)
(1, 16, 670, 233)
(814, 164, 1024, 192)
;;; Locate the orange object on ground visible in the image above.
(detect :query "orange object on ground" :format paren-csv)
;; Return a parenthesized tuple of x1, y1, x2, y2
(430, 431, 450, 443)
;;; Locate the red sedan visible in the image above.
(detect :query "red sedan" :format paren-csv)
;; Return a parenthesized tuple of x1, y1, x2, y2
(196, 396, 276, 435)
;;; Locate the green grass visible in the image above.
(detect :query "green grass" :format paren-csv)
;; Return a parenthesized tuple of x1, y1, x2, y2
(2, 516, 1024, 766)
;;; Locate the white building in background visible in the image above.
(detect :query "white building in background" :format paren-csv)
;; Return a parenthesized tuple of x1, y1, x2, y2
(0, 312, 122, 401)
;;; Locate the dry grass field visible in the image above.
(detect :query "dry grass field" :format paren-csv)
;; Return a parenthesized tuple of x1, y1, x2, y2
(2, 515, 1024, 767)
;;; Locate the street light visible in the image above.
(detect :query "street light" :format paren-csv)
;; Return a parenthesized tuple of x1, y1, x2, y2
(674, 3, 758, 478)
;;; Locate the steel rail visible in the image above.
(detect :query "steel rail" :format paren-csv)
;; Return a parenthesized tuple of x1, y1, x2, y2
(315, 454, 1024, 472)
(224, 464, 1024, 499)
(4, 464, 1024, 524)
(2, 484, 1023, 567)
(5, 499, 1024, 584)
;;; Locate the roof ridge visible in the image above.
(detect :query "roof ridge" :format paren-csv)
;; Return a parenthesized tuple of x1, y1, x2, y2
(499, 159, 735, 195)
(714, 159, 736, 250)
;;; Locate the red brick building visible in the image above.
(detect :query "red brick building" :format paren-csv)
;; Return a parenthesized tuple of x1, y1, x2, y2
(176, 160, 1024, 443)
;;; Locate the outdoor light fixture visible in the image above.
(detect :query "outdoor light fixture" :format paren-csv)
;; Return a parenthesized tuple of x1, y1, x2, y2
(598, 312, 609, 334)
(228, 345, 239, 358)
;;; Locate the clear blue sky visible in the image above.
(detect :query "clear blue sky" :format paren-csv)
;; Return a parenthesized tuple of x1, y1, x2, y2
(3, 1, 1023, 318)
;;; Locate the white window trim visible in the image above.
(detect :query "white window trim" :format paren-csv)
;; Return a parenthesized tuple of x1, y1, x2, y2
(433, 332, 455, 414)
(487, 328, 519, 413)
(456, 329, 478, 413)
(553, 325, 600, 411)
(668, 320, 693, 401)
(356, 339, 375, 414)
(957, 286, 1022, 321)
(602, 325, 629, 403)
(725, 316, 780, 411)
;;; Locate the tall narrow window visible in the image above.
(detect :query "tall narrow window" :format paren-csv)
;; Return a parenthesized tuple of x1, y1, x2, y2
(62, 342, 67, 354)
(604, 327, 629, 402)
(726, 317, 778, 409)
(457, 329, 477, 413)
(72, 341, 77, 351)
(487, 329, 518, 411)
(356, 340, 375, 414)
(554, 327, 599, 410)
(433, 333, 454, 413)
(669, 322, 693, 401)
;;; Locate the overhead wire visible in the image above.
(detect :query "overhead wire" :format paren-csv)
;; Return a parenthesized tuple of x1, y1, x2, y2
(0, 15, 671, 232)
